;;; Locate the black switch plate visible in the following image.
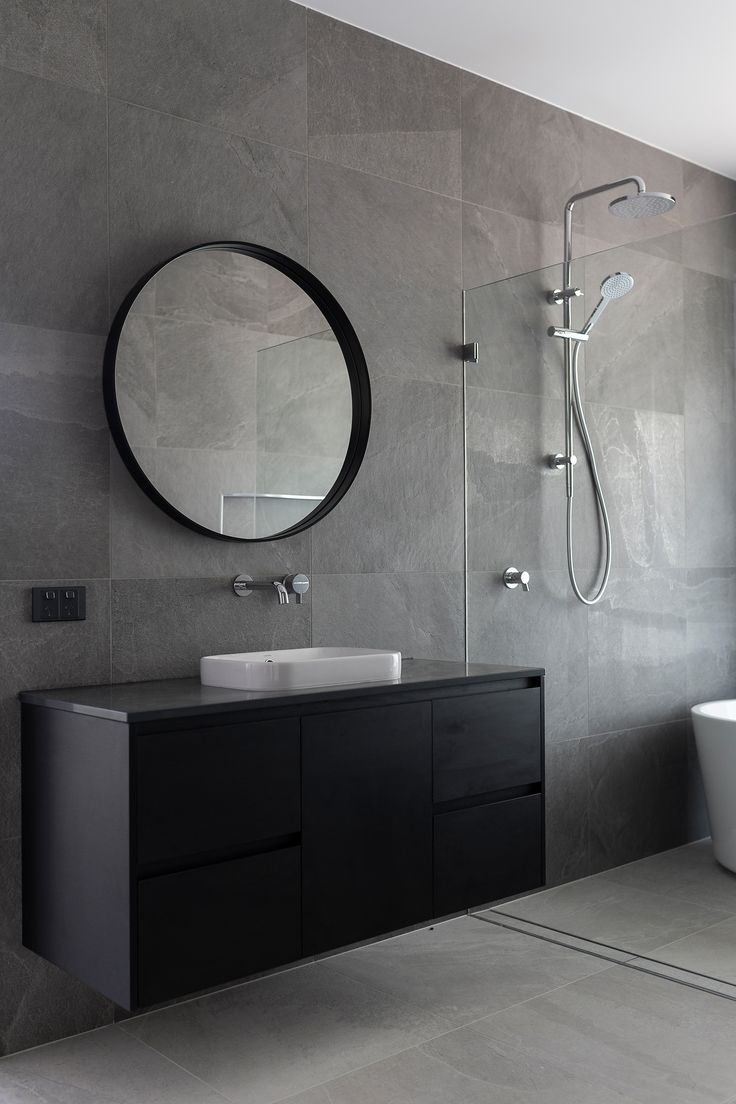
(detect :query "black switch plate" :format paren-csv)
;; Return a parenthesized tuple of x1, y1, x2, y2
(32, 586, 86, 622)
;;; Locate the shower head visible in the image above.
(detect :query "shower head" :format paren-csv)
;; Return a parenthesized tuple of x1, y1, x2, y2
(609, 191, 676, 218)
(600, 271, 635, 300)
(582, 272, 635, 335)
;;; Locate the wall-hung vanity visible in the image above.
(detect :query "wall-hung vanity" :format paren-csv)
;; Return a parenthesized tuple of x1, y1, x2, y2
(21, 661, 545, 1010)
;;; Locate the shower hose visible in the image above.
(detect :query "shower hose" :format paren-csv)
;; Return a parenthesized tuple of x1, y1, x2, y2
(566, 338, 612, 605)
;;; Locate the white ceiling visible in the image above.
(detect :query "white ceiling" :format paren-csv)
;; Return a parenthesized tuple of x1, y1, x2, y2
(302, 0, 736, 180)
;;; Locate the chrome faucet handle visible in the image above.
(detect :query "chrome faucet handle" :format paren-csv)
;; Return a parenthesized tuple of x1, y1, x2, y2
(283, 573, 310, 605)
(503, 567, 531, 592)
(273, 581, 289, 605)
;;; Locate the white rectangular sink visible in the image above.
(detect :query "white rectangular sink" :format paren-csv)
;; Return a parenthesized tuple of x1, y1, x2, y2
(200, 647, 402, 692)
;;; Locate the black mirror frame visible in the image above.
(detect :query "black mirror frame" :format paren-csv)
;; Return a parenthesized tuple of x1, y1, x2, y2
(104, 242, 371, 542)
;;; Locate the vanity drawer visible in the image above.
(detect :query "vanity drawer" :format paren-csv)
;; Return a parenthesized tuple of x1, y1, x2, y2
(433, 689, 541, 803)
(434, 794, 543, 915)
(136, 719, 300, 865)
(137, 846, 301, 1006)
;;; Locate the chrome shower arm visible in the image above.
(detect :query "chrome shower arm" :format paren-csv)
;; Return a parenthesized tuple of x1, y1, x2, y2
(563, 175, 646, 275)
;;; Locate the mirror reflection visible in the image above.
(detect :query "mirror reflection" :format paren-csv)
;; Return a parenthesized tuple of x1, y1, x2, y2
(114, 248, 353, 539)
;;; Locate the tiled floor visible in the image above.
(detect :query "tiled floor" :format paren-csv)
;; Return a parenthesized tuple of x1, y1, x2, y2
(485, 838, 736, 995)
(4, 906, 736, 1102)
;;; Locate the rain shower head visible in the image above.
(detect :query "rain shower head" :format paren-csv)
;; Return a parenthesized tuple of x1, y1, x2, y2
(582, 272, 635, 334)
(609, 191, 676, 218)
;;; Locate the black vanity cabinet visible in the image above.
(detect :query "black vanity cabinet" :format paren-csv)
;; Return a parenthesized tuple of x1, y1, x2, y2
(20, 661, 544, 1011)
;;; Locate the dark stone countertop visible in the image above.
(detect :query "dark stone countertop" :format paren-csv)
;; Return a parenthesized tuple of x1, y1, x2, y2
(19, 658, 544, 724)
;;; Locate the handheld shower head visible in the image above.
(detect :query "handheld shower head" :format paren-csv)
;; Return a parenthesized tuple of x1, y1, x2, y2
(609, 191, 676, 218)
(582, 272, 635, 334)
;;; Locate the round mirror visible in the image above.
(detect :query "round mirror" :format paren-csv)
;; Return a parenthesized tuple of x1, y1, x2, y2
(104, 242, 370, 541)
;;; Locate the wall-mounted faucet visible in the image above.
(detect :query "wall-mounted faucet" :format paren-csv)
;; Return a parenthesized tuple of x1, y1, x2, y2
(233, 573, 310, 605)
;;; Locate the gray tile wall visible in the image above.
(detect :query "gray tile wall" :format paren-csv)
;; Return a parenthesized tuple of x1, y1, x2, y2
(0, 0, 734, 1054)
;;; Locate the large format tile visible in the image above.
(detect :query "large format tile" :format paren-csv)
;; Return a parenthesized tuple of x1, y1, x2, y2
(0, 1024, 229, 1101)
(283, 1033, 629, 1104)
(323, 915, 607, 1030)
(311, 573, 464, 660)
(0, 324, 109, 579)
(646, 914, 736, 982)
(582, 249, 685, 415)
(110, 447, 311, 580)
(685, 414, 736, 568)
(109, 0, 306, 151)
(0, 68, 107, 333)
(0, 949, 113, 1059)
(545, 739, 590, 884)
(462, 202, 565, 289)
(108, 99, 308, 311)
(0, 821, 112, 1057)
(0, 0, 105, 93)
(311, 377, 464, 574)
(588, 721, 688, 872)
(462, 965, 736, 1104)
(686, 569, 736, 706)
(587, 569, 687, 734)
(308, 158, 462, 385)
(465, 388, 598, 575)
(111, 576, 309, 682)
(308, 12, 460, 196)
(571, 116, 682, 249)
(684, 268, 736, 424)
(490, 874, 728, 954)
(679, 162, 736, 228)
(466, 571, 588, 745)
(463, 262, 569, 397)
(600, 840, 736, 915)
(587, 404, 685, 570)
(462, 75, 582, 226)
(121, 962, 451, 1104)
(0, 579, 110, 841)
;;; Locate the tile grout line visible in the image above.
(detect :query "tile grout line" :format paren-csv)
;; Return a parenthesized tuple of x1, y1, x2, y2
(109, 1026, 237, 1103)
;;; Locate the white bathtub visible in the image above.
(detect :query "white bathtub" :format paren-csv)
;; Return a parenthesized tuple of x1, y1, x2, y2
(692, 700, 736, 872)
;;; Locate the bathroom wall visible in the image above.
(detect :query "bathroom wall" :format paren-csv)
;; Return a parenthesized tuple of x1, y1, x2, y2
(0, 0, 735, 1054)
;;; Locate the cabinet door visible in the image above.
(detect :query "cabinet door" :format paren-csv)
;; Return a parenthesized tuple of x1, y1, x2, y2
(302, 703, 432, 954)
(434, 795, 543, 915)
(136, 718, 300, 866)
(433, 689, 541, 803)
(137, 846, 301, 1006)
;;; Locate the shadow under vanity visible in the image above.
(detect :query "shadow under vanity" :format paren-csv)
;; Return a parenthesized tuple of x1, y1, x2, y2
(20, 660, 545, 1010)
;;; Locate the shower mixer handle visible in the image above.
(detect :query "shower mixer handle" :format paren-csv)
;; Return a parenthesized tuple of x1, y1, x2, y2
(503, 567, 531, 593)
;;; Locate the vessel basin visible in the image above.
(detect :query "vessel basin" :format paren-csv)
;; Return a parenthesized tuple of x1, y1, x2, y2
(201, 646, 402, 692)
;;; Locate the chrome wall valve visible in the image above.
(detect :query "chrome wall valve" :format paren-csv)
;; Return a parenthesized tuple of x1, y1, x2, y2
(503, 567, 531, 592)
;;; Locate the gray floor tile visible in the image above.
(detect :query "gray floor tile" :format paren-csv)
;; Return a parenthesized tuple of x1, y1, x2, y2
(489, 874, 729, 954)
(323, 915, 608, 1029)
(0, 1024, 228, 1101)
(461, 965, 736, 1104)
(280, 1041, 631, 1104)
(600, 840, 736, 914)
(625, 956, 736, 1001)
(645, 916, 736, 983)
(121, 962, 453, 1104)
